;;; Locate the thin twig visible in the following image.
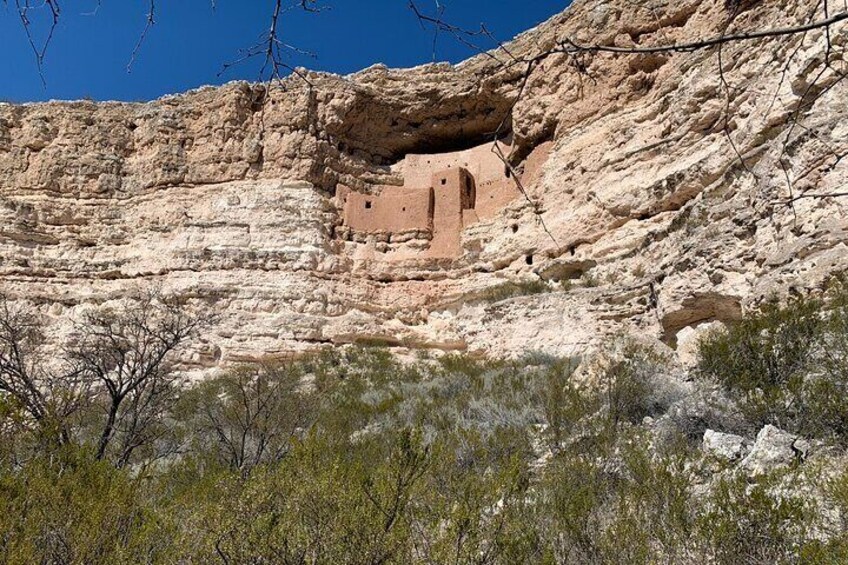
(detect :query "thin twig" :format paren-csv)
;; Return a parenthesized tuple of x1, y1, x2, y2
(127, 0, 156, 73)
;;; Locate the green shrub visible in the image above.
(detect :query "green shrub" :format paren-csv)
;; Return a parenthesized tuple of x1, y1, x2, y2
(697, 296, 823, 395)
(696, 288, 848, 441)
(696, 472, 811, 564)
(800, 466, 848, 562)
(0, 447, 167, 564)
(592, 340, 675, 437)
(479, 280, 551, 303)
(177, 363, 317, 474)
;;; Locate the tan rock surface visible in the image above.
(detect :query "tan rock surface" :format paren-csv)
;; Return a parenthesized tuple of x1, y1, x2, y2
(1, 0, 847, 369)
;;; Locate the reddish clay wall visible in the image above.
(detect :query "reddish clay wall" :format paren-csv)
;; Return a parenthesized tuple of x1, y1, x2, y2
(522, 141, 553, 188)
(402, 141, 511, 188)
(429, 168, 472, 257)
(403, 141, 521, 223)
(340, 140, 551, 258)
(343, 186, 433, 234)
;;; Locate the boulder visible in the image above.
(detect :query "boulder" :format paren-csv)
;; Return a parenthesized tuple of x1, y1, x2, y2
(702, 429, 748, 462)
(740, 425, 802, 475)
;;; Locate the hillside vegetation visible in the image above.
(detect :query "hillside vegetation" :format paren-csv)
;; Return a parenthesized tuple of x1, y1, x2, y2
(3, 284, 848, 563)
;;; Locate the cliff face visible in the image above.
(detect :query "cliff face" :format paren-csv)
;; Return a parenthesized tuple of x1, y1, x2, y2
(1, 0, 846, 371)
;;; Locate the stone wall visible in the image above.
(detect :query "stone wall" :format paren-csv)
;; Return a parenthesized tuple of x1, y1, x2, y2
(342, 186, 432, 235)
(338, 140, 535, 259)
(429, 167, 472, 257)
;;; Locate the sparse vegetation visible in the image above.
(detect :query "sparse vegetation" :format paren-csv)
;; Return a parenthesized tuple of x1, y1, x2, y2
(479, 279, 551, 303)
(697, 282, 848, 441)
(2, 289, 848, 563)
(581, 270, 600, 288)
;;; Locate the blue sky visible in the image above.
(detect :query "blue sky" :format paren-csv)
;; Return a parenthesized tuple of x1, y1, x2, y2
(0, 1, 569, 102)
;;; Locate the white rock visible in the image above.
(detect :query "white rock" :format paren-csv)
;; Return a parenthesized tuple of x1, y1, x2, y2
(703, 429, 748, 462)
(740, 425, 799, 476)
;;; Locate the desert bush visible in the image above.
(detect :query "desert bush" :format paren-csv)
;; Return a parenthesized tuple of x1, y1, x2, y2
(536, 429, 696, 565)
(696, 472, 811, 564)
(1, 334, 844, 563)
(542, 358, 587, 446)
(178, 362, 317, 474)
(0, 447, 166, 564)
(538, 453, 613, 563)
(696, 287, 848, 441)
(479, 279, 550, 303)
(697, 297, 804, 430)
(586, 340, 679, 442)
(697, 295, 822, 392)
(800, 466, 848, 562)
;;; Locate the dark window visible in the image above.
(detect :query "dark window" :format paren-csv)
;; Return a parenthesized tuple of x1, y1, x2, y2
(402, 207, 406, 212)
(365, 201, 372, 209)
(441, 178, 447, 185)
(526, 255, 534, 266)
(512, 224, 519, 234)
(505, 166, 512, 178)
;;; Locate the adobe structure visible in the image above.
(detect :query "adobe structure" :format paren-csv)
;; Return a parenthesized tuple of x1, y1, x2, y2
(338, 141, 541, 258)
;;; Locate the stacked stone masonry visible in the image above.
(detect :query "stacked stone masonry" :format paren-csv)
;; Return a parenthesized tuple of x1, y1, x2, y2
(339, 141, 530, 258)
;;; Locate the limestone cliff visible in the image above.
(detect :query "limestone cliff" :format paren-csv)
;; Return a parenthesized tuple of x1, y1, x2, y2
(1, 0, 846, 371)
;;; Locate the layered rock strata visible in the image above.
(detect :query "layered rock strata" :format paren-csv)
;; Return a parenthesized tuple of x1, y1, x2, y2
(1, 0, 846, 369)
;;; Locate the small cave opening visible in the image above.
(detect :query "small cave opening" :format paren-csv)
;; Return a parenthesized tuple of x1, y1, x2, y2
(377, 118, 514, 167)
(249, 87, 267, 113)
(389, 129, 512, 163)
(525, 254, 534, 266)
(511, 224, 519, 234)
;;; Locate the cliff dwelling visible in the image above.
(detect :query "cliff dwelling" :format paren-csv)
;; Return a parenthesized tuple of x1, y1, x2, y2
(337, 141, 547, 258)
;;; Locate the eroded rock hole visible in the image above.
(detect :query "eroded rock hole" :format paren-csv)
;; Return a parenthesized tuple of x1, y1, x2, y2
(526, 255, 534, 266)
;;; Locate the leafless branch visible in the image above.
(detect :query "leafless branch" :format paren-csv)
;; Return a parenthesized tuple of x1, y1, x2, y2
(408, 2, 848, 226)
(219, 0, 325, 84)
(127, 0, 156, 73)
(552, 12, 848, 57)
(67, 288, 205, 464)
(5, 0, 62, 87)
(408, 0, 517, 65)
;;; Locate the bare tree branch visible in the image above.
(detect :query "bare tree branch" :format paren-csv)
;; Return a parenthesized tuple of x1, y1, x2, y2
(5, 0, 62, 87)
(66, 288, 204, 464)
(552, 12, 848, 57)
(127, 0, 156, 73)
(218, 0, 325, 84)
